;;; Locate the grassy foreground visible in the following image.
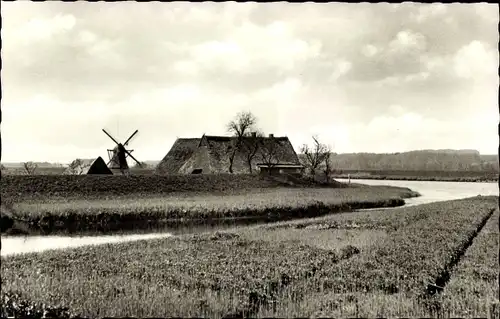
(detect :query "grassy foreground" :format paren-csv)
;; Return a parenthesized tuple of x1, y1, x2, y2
(6, 186, 417, 234)
(438, 209, 499, 317)
(2, 196, 497, 318)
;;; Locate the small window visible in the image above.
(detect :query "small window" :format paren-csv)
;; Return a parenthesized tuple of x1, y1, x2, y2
(191, 169, 203, 174)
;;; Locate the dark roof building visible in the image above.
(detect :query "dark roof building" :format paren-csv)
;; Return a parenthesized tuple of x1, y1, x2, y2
(62, 157, 114, 175)
(156, 134, 303, 175)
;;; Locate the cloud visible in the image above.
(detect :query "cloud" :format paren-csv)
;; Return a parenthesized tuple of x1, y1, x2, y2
(1, 2, 498, 162)
(453, 40, 498, 79)
(361, 44, 379, 57)
(330, 60, 352, 81)
(388, 30, 427, 52)
(13, 13, 76, 43)
(411, 3, 447, 23)
(179, 21, 322, 75)
(347, 111, 498, 154)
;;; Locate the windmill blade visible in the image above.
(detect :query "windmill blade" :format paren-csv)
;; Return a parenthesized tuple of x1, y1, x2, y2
(124, 149, 142, 167)
(102, 129, 120, 145)
(124, 130, 139, 146)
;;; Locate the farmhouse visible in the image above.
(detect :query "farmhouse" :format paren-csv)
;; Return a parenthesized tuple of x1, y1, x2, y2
(156, 133, 304, 175)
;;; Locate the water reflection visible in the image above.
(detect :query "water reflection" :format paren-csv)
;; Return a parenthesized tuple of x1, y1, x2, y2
(1, 216, 293, 257)
(1, 233, 173, 257)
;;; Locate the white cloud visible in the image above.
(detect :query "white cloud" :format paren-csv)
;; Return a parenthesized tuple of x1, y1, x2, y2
(1, 2, 498, 161)
(412, 4, 447, 23)
(182, 21, 322, 73)
(255, 77, 303, 102)
(454, 40, 498, 79)
(404, 71, 430, 82)
(172, 60, 199, 76)
(125, 85, 202, 114)
(389, 104, 405, 115)
(285, 123, 351, 154)
(372, 75, 401, 87)
(389, 30, 427, 53)
(76, 30, 97, 45)
(330, 60, 352, 81)
(422, 55, 446, 72)
(361, 44, 379, 57)
(348, 111, 498, 154)
(14, 14, 76, 43)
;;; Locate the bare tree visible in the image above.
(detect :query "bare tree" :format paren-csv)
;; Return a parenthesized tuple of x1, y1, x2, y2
(67, 159, 91, 175)
(23, 162, 38, 175)
(259, 136, 284, 170)
(240, 131, 264, 173)
(226, 111, 258, 173)
(322, 145, 333, 183)
(300, 136, 330, 177)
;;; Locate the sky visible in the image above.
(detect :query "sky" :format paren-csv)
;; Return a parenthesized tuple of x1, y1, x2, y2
(1, 2, 499, 163)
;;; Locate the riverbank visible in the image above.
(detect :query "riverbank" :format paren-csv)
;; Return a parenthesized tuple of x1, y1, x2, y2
(332, 171, 498, 183)
(2, 196, 497, 318)
(2, 186, 417, 235)
(334, 175, 498, 183)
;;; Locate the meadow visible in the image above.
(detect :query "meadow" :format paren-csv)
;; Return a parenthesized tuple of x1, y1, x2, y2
(1, 174, 418, 234)
(1, 196, 498, 318)
(438, 208, 499, 317)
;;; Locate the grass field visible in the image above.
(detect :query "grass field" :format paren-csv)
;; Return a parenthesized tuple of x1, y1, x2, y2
(5, 186, 416, 235)
(1, 174, 418, 234)
(438, 209, 499, 317)
(2, 196, 497, 318)
(1, 174, 304, 201)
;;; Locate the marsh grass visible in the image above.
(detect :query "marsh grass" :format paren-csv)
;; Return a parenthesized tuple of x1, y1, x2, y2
(14, 187, 412, 217)
(437, 210, 499, 317)
(1, 235, 347, 318)
(2, 197, 496, 318)
(237, 227, 388, 252)
(257, 291, 427, 317)
(7, 186, 415, 234)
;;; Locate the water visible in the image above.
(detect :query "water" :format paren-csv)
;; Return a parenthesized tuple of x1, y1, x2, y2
(2, 180, 497, 257)
(337, 179, 498, 206)
(1, 233, 173, 257)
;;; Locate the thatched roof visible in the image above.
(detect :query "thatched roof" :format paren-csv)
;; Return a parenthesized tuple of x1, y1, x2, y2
(156, 138, 201, 174)
(157, 135, 301, 175)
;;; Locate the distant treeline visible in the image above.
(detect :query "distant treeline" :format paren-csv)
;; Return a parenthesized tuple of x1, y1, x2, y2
(300, 150, 498, 172)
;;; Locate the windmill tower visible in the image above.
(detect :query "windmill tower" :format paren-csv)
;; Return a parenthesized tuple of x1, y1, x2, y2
(102, 129, 142, 174)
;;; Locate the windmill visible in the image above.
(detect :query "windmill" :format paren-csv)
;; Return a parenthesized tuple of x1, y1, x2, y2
(102, 129, 142, 174)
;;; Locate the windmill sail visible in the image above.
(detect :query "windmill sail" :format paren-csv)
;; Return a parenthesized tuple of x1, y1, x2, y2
(103, 128, 140, 172)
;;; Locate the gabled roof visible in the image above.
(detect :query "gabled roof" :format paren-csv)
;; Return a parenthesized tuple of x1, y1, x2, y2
(157, 134, 302, 174)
